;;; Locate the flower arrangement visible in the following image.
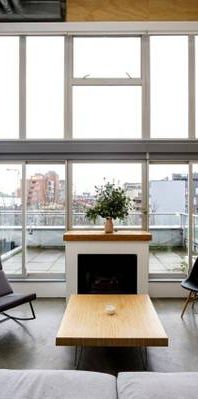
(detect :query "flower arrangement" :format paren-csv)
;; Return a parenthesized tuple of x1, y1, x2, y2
(85, 182, 132, 232)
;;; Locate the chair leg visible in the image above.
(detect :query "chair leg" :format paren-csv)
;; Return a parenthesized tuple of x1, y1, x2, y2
(1, 302, 36, 321)
(192, 293, 198, 312)
(29, 301, 36, 319)
(181, 291, 192, 318)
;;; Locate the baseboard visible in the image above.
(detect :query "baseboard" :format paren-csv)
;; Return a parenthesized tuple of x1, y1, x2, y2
(149, 281, 187, 298)
(11, 281, 66, 298)
(10, 280, 187, 298)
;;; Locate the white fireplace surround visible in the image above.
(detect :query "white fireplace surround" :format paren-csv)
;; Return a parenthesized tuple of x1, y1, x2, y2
(64, 231, 151, 301)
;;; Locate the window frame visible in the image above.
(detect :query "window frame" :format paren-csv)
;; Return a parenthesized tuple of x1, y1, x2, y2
(0, 22, 198, 280)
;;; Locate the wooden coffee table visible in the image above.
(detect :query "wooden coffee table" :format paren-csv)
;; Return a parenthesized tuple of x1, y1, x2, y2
(56, 294, 168, 368)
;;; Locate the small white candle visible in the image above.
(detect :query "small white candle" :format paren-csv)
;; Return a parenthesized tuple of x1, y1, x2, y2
(105, 304, 116, 315)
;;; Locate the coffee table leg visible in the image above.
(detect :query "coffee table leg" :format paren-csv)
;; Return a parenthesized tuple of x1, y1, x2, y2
(74, 346, 82, 369)
(140, 347, 148, 370)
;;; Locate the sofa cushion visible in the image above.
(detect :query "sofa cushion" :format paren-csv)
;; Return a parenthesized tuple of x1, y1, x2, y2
(117, 372, 198, 399)
(0, 369, 117, 399)
(0, 270, 13, 297)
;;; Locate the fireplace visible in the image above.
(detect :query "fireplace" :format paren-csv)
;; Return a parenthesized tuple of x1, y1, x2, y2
(78, 254, 137, 294)
(64, 230, 151, 301)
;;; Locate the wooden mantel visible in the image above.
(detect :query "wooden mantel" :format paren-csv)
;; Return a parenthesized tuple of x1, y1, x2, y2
(63, 230, 152, 242)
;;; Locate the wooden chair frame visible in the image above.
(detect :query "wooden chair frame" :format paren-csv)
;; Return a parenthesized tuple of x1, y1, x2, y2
(181, 291, 198, 318)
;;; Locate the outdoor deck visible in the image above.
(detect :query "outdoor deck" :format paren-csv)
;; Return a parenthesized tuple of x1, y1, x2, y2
(1, 247, 188, 275)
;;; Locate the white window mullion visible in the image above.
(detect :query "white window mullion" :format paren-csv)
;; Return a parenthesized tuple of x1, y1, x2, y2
(142, 35, 150, 139)
(67, 161, 73, 230)
(65, 160, 72, 232)
(189, 35, 195, 139)
(22, 162, 27, 277)
(188, 35, 195, 273)
(142, 157, 149, 231)
(188, 162, 193, 272)
(19, 36, 26, 139)
(71, 78, 142, 86)
(65, 35, 73, 139)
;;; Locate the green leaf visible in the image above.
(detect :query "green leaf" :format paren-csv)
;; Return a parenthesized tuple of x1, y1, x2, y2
(85, 182, 133, 222)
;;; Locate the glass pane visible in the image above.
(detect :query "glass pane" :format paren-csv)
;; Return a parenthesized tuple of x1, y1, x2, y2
(26, 164, 65, 273)
(73, 86, 141, 139)
(0, 165, 22, 274)
(150, 36, 188, 138)
(72, 163, 142, 228)
(192, 165, 198, 261)
(74, 37, 141, 78)
(149, 164, 188, 275)
(0, 37, 19, 139)
(26, 37, 64, 139)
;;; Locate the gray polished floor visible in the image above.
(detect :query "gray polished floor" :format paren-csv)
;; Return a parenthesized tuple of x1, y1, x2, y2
(0, 298, 198, 375)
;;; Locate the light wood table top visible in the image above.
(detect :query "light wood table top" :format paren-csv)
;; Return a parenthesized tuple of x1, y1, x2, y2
(56, 295, 168, 347)
(63, 230, 152, 242)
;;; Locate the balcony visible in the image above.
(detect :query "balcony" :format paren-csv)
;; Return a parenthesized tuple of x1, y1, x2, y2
(0, 211, 197, 276)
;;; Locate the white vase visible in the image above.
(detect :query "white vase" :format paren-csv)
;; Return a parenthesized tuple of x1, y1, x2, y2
(104, 217, 114, 233)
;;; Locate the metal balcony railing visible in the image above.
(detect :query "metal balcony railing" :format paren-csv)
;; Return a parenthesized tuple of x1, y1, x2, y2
(0, 210, 197, 248)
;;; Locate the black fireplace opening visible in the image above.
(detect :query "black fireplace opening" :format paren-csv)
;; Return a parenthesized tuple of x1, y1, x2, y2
(78, 254, 137, 295)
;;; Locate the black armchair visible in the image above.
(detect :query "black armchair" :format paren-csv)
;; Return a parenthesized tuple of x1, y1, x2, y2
(0, 258, 36, 322)
(181, 257, 198, 318)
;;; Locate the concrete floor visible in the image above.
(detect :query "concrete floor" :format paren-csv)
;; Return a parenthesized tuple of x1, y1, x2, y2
(0, 298, 198, 375)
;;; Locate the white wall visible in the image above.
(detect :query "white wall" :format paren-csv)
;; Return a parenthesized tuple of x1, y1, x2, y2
(10, 280, 187, 298)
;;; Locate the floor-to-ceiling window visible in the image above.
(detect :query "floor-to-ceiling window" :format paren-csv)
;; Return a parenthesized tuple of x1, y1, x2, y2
(0, 25, 198, 281)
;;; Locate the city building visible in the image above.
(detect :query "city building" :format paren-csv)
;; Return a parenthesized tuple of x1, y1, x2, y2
(150, 180, 186, 214)
(27, 171, 60, 207)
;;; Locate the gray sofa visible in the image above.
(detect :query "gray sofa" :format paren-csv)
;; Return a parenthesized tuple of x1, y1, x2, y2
(0, 369, 197, 399)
